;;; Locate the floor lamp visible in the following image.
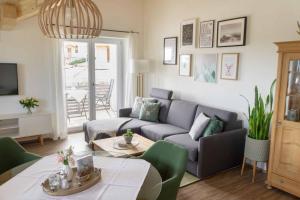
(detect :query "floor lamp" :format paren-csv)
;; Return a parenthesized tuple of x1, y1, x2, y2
(131, 60, 150, 97)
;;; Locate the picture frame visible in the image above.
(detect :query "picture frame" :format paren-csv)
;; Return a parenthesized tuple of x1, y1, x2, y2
(163, 37, 178, 65)
(199, 20, 214, 48)
(220, 53, 240, 80)
(179, 54, 192, 76)
(217, 17, 247, 47)
(180, 19, 197, 49)
(76, 155, 94, 178)
(194, 54, 218, 83)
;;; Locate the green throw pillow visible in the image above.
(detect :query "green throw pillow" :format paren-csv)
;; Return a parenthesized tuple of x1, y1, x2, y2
(130, 97, 157, 118)
(139, 102, 161, 122)
(202, 116, 224, 137)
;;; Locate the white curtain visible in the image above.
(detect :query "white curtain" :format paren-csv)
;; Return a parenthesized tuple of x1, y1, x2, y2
(50, 40, 68, 139)
(124, 33, 139, 107)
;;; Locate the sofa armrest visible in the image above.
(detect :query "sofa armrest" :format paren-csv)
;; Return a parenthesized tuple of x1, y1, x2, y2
(197, 128, 247, 179)
(118, 108, 132, 117)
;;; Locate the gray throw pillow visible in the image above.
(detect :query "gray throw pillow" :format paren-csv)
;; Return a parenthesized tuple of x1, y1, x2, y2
(139, 102, 161, 122)
(130, 97, 157, 118)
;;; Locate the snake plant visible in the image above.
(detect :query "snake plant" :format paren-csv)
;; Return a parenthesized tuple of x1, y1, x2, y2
(241, 80, 276, 140)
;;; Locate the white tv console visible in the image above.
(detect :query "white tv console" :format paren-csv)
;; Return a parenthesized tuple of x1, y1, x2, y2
(0, 112, 52, 145)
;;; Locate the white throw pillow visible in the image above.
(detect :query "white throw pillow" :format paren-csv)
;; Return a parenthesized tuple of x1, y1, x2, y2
(189, 112, 210, 140)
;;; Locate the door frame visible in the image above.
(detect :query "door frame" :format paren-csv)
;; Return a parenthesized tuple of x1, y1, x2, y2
(61, 37, 125, 132)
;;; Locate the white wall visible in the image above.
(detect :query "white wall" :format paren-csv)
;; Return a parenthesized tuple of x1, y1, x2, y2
(0, 19, 53, 114)
(0, 0, 144, 115)
(143, 0, 300, 122)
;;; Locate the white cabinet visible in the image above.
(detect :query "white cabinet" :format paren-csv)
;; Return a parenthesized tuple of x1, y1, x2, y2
(0, 112, 52, 144)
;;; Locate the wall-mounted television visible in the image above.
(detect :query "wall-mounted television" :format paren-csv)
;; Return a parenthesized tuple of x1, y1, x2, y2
(0, 63, 19, 96)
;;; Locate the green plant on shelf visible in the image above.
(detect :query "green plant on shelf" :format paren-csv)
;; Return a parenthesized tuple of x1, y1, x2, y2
(19, 97, 39, 114)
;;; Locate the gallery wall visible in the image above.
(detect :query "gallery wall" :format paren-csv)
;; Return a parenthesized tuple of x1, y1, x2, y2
(0, 0, 144, 115)
(143, 0, 300, 122)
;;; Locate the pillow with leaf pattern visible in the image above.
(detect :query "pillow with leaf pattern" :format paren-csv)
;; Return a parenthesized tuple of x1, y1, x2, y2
(139, 102, 161, 122)
(130, 97, 157, 118)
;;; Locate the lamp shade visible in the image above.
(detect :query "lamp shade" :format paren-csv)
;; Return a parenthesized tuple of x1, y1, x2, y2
(130, 59, 150, 74)
(38, 0, 103, 39)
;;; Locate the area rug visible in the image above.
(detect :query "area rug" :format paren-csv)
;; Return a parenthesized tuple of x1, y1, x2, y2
(180, 172, 200, 187)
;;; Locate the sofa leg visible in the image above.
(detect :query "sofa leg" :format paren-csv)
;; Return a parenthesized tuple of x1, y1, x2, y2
(241, 156, 246, 176)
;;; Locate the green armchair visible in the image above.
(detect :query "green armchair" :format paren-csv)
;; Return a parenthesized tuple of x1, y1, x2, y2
(0, 137, 41, 175)
(139, 140, 188, 200)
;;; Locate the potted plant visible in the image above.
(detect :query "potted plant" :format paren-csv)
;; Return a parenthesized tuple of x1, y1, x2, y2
(19, 97, 39, 114)
(241, 80, 276, 163)
(123, 129, 134, 144)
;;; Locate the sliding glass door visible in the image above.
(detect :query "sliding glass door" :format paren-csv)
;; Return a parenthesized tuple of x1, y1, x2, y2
(62, 38, 124, 132)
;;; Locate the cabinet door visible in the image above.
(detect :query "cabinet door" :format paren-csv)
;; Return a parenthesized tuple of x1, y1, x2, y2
(19, 115, 52, 136)
(273, 53, 300, 182)
(273, 123, 300, 182)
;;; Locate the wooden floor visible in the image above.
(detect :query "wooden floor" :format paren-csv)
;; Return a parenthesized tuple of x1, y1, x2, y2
(22, 133, 298, 200)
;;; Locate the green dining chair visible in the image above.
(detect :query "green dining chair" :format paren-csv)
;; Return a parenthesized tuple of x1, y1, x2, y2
(139, 140, 188, 200)
(0, 137, 41, 175)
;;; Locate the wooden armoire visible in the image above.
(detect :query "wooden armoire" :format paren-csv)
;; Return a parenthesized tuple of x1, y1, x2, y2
(267, 41, 300, 197)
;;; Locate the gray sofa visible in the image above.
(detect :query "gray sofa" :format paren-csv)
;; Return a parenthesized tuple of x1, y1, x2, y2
(117, 88, 247, 179)
(84, 88, 246, 179)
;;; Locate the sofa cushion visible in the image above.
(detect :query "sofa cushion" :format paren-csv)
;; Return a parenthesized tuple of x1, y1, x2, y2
(156, 98, 172, 123)
(141, 124, 188, 141)
(195, 105, 238, 131)
(165, 134, 198, 162)
(118, 119, 157, 135)
(150, 88, 173, 100)
(166, 100, 198, 130)
(150, 88, 173, 123)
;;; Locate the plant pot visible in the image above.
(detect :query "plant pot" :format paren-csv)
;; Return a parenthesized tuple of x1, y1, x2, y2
(123, 135, 133, 144)
(244, 136, 270, 162)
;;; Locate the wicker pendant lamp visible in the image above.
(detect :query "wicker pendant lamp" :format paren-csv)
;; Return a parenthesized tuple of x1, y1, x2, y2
(38, 0, 103, 39)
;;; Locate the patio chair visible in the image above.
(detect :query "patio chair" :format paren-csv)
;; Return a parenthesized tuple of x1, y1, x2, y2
(66, 94, 87, 122)
(95, 79, 115, 116)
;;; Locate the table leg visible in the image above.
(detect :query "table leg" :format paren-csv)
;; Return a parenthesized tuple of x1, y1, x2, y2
(38, 135, 44, 145)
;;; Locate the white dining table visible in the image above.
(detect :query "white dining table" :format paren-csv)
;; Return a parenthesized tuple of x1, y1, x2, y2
(0, 154, 151, 200)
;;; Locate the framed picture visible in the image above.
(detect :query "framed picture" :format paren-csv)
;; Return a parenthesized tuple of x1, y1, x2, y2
(76, 155, 94, 178)
(199, 20, 214, 48)
(180, 19, 197, 49)
(194, 54, 218, 83)
(179, 54, 192, 76)
(163, 37, 178, 65)
(217, 17, 247, 47)
(221, 53, 239, 80)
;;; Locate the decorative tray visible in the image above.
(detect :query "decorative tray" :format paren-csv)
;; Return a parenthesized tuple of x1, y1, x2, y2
(113, 139, 140, 150)
(42, 168, 101, 196)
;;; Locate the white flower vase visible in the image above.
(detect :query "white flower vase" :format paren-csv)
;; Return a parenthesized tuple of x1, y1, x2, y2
(63, 164, 73, 182)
